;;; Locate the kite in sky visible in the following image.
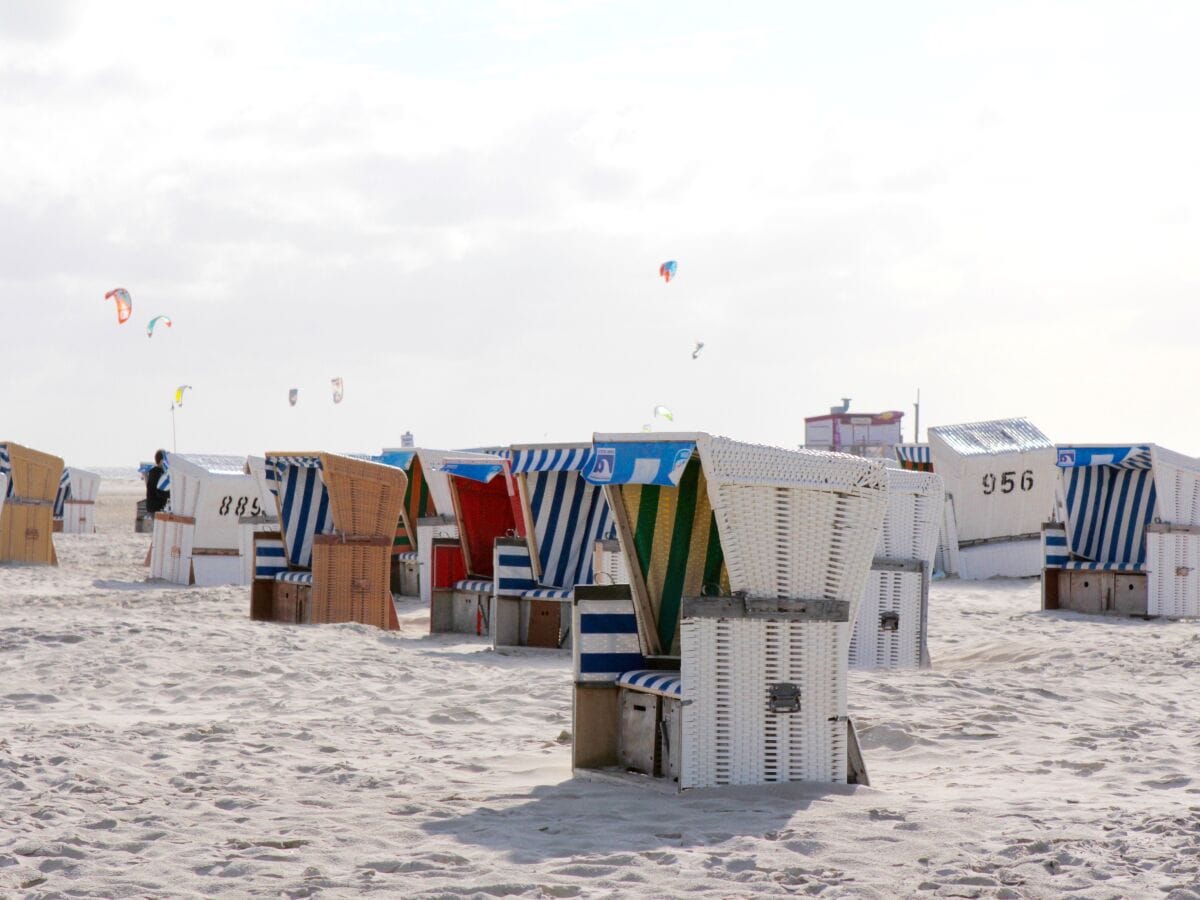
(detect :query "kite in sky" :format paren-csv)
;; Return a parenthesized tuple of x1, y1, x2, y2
(654, 404, 674, 422)
(332, 378, 344, 404)
(289, 388, 298, 407)
(174, 384, 192, 406)
(146, 315, 172, 338)
(105, 288, 132, 324)
(692, 341, 704, 359)
(659, 260, 677, 283)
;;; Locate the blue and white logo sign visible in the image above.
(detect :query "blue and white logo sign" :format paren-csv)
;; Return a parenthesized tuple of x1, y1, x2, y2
(1057, 448, 1076, 467)
(588, 447, 615, 483)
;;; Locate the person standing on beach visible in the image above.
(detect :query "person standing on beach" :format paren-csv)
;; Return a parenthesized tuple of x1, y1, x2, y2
(146, 449, 170, 515)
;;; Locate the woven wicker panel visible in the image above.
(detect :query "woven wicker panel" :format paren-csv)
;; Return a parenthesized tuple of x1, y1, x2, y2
(0, 503, 56, 565)
(878, 469, 944, 566)
(311, 543, 393, 629)
(616, 459, 729, 655)
(3, 443, 65, 503)
(681, 615, 846, 788)
(697, 436, 887, 629)
(1147, 531, 1200, 617)
(319, 453, 408, 540)
(850, 570, 923, 669)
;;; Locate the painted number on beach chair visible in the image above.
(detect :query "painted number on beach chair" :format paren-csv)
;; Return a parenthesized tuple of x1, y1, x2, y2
(218, 496, 263, 517)
(982, 470, 1034, 496)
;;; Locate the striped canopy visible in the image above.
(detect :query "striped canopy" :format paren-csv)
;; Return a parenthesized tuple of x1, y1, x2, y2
(894, 443, 932, 472)
(53, 468, 71, 518)
(610, 455, 728, 654)
(1057, 445, 1156, 568)
(0, 445, 11, 499)
(265, 455, 333, 568)
(510, 445, 595, 474)
(515, 445, 614, 590)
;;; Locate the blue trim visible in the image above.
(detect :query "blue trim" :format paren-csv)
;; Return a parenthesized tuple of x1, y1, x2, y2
(579, 653, 647, 674)
(580, 613, 639, 634)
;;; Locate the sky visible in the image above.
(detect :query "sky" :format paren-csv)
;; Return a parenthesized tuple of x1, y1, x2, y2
(2, 0, 1199, 466)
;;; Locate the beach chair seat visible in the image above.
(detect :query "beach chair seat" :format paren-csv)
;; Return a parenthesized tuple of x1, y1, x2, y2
(616, 669, 681, 697)
(454, 578, 493, 592)
(276, 570, 314, 584)
(523, 588, 572, 600)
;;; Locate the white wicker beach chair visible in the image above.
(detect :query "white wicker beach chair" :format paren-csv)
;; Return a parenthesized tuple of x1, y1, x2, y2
(928, 418, 1056, 579)
(53, 467, 101, 534)
(851, 468, 943, 669)
(572, 433, 888, 791)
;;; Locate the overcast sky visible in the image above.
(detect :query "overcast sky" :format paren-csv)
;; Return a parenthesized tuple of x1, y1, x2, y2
(2, 1, 1199, 466)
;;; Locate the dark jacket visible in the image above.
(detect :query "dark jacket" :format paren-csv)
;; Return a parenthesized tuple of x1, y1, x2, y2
(146, 465, 170, 514)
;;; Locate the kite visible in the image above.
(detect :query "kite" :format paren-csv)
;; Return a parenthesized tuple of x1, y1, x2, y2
(288, 388, 298, 407)
(692, 341, 704, 360)
(642, 424, 652, 433)
(174, 385, 192, 406)
(332, 377, 344, 404)
(653, 405, 674, 422)
(104, 288, 132, 324)
(659, 261, 677, 283)
(146, 315, 172, 338)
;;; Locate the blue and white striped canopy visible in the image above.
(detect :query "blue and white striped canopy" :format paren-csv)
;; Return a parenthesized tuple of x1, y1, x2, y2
(525, 466, 614, 590)
(53, 468, 71, 518)
(894, 444, 930, 465)
(265, 455, 332, 568)
(1059, 445, 1157, 568)
(0, 445, 12, 499)
(510, 445, 596, 474)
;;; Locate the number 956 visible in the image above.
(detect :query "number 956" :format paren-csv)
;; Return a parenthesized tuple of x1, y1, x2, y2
(983, 470, 1034, 495)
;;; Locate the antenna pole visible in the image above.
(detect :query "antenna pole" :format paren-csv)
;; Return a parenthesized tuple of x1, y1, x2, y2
(914, 389, 921, 443)
(171, 403, 177, 453)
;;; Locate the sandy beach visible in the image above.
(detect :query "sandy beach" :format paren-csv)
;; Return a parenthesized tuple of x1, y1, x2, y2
(1, 479, 1198, 898)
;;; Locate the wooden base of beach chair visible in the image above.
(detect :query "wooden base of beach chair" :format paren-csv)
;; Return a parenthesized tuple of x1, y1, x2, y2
(250, 579, 275, 621)
(273, 582, 313, 624)
(492, 595, 567, 649)
(431, 586, 491, 635)
(0, 502, 58, 566)
(311, 539, 396, 630)
(390, 556, 420, 596)
(1044, 568, 1147, 616)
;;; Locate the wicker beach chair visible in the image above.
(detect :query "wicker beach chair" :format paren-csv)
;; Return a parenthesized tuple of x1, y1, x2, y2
(1044, 444, 1200, 617)
(429, 455, 524, 635)
(491, 444, 616, 649)
(0, 442, 64, 565)
(928, 418, 1056, 579)
(572, 433, 888, 791)
(149, 454, 266, 586)
(254, 452, 407, 629)
(850, 467, 943, 669)
(52, 467, 101, 534)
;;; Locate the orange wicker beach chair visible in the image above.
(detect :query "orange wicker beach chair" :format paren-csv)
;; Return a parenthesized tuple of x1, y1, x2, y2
(252, 452, 407, 630)
(0, 442, 64, 565)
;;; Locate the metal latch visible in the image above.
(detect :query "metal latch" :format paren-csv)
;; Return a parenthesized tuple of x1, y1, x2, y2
(880, 611, 900, 631)
(1177, 566, 1193, 577)
(768, 682, 801, 713)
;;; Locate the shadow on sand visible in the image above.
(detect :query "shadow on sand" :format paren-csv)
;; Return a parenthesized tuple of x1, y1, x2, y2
(420, 775, 858, 862)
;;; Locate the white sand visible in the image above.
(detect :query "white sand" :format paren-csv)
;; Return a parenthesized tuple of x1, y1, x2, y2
(2, 481, 1199, 898)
